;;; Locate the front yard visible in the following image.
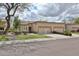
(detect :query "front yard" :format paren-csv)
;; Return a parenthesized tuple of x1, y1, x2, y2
(17, 34, 48, 40)
(0, 35, 8, 41)
(72, 32, 79, 34)
(0, 34, 49, 41)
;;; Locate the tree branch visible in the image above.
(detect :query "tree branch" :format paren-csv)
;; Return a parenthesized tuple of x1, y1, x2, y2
(6, 3, 10, 8)
(11, 3, 14, 7)
(3, 4, 8, 9)
(10, 4, 20, 16)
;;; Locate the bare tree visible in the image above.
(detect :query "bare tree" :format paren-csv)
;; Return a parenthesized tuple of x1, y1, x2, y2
(2, 3, 20, 34)
(0, 3, 31, 34)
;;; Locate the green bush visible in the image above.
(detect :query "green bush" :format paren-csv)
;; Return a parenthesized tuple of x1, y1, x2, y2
(64, 29, 72, 36)
(8, 28, 16, 33)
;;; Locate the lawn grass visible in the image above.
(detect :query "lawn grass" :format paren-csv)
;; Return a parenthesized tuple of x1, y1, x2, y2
(0, 34, 48, 41)
(16, 34, 48, 40)
(0, 35, 9, 41)
(72, 32, 79, 34)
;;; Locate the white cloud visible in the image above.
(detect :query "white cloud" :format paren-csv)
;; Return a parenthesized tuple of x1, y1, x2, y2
(1, 3, 79, 22)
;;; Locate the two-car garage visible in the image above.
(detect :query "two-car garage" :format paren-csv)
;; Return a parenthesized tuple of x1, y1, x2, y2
(38, 26, 64, 34)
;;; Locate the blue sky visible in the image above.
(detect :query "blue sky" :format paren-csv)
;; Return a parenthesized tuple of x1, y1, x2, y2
(0, 3, 79, 22)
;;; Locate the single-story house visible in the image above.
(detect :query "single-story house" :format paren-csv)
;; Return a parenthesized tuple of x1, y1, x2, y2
(23, 21, 65, 34)
(0, 21, 79, 34)
(19, 21, 79, 34)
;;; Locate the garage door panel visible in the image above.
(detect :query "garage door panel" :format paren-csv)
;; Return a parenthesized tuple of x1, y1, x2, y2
(38, 26, 51, 34)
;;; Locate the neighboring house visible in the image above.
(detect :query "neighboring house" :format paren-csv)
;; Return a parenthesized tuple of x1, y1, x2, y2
(66, 23, 79, 32)
(0, 20, 79, 34)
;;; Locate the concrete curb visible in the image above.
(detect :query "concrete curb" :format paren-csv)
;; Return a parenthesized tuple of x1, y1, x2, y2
(0, 38, 53, 46)
(0, 37, 79, 46)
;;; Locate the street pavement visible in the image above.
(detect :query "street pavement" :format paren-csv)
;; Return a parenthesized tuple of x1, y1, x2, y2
(0, 37, 79, 56)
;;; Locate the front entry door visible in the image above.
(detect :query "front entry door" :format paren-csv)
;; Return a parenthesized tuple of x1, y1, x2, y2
(29, 27, 32, 33)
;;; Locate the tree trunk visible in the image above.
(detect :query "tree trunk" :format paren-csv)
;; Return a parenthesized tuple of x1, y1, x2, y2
(4, 17, 10, 34)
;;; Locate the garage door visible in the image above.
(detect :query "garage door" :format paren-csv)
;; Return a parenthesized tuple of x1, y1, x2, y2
(38, 26, 51, 34)
(53, 27, 64, 33)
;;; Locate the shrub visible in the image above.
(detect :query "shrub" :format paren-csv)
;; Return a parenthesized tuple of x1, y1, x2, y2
(8, 28, 16, 33)
(64, 29, 72, 36)
(77, 29, 79, 32)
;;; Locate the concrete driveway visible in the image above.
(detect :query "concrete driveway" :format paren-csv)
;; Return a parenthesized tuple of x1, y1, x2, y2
(46, 34, 79, 39)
